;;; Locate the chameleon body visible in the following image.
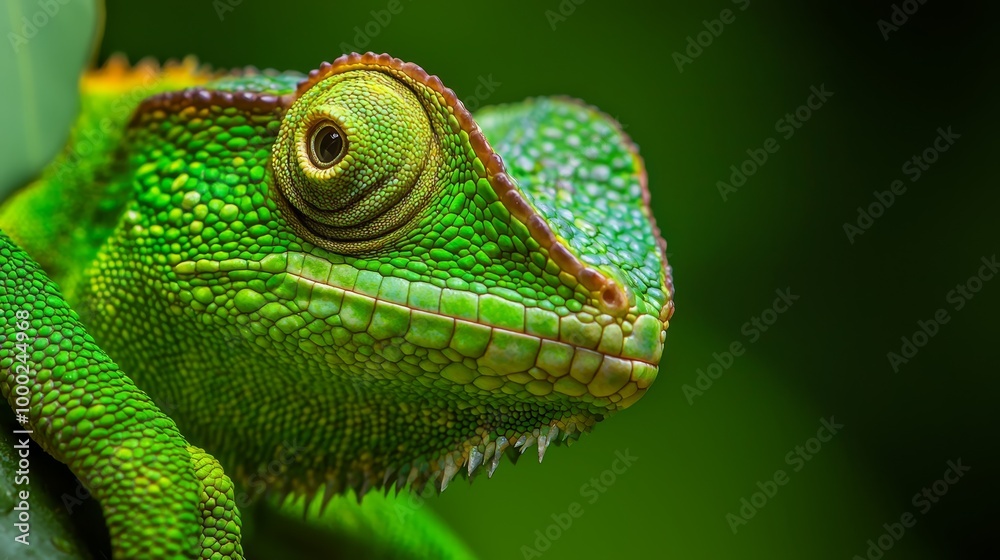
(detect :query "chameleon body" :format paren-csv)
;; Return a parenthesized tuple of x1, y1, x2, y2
(0, 52, 673, 558)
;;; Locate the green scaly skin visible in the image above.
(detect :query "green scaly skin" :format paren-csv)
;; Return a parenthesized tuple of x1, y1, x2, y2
(0, 52, 674, 559)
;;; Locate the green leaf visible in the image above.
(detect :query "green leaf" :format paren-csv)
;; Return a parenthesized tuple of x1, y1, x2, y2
(0, 0, 102, 198)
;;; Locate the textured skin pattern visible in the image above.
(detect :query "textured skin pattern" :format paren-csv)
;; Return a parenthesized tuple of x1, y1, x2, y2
(0, 52, 672, 558)
(0, 233, 242, 559)
(475, 98, 671, 318)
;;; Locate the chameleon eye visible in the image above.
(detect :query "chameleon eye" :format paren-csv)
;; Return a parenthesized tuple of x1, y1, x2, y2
(307, 121, 346, 168)
(273, 69, 437, 254)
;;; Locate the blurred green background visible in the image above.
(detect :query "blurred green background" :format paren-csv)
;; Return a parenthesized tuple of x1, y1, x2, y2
(2, 0, 997, 558)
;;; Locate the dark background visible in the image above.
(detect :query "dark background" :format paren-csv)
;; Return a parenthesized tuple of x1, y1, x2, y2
(2, 0, 997, 558)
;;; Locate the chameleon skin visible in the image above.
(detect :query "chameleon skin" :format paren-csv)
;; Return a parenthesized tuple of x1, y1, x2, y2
(0, 233, 242, 558)
(0, 52, 673, 558)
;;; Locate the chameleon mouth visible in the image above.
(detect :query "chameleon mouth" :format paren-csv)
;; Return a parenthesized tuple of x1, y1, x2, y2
(174, 252, 664, 410)
(173, 253, 664, 500)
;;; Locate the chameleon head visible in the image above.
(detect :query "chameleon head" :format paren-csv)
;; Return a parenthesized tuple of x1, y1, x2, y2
(268, 54, 673, 483)
(133, 53, 673, 493)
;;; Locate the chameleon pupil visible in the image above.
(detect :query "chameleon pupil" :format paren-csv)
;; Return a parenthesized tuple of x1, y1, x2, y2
(309, 123, 345, 168)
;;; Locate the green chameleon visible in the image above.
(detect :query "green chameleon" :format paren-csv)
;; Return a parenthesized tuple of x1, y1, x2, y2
(0, 52, 673, 559)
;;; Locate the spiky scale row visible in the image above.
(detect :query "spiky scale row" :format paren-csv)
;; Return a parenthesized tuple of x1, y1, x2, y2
(410, 422, 575, 498)
(286, 419, 581, 507)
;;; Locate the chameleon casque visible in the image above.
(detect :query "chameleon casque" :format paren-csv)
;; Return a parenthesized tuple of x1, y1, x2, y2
(0, 52, 674, 558)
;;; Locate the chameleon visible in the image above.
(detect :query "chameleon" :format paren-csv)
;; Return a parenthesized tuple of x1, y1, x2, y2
(0, 51, 674, 559)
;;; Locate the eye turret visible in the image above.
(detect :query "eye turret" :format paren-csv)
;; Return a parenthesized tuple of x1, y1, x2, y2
(273, 70, 438, 253)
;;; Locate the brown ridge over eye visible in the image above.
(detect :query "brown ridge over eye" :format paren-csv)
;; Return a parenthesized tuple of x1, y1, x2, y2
(308, 121, 346, 168)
